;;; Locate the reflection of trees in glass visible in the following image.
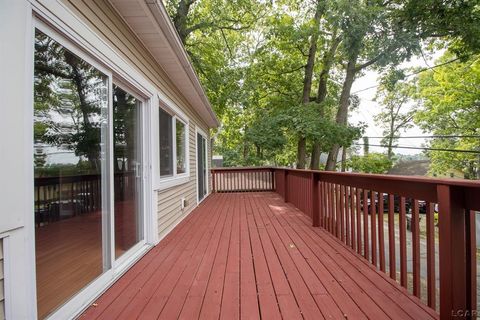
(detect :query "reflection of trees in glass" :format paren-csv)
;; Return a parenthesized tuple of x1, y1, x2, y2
(176, 120, 186, 173)
(113, 85, 138, 172)
(34, 30, 107, 174)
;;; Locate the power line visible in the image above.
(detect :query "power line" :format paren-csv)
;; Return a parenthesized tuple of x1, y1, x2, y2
(364, 135, 480, 139)
(353, 143, 480, 155)
(351, 57, 463, 95)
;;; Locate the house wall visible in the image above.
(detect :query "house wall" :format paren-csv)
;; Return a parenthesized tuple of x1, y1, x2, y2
(59, 0, 212, 241)
(0, 0, 213, 317)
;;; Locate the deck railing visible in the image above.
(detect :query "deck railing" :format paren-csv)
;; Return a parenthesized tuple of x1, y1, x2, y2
(211, 167, 274, 192)
(34, 172, 135, 225)
(211, 166, 480, 319)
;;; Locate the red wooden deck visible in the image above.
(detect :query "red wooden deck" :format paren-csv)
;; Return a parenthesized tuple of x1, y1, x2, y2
(81, 192, 438, 320)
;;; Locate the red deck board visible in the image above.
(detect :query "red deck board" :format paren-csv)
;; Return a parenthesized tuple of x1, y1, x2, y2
(238, 194, 261, 320)
(81, 192, 439, 320)
(245, 196, 283, 319)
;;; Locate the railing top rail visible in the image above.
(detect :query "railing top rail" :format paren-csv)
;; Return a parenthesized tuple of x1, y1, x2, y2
(213, 166, 480, 188)
(211, 167, 273, 172)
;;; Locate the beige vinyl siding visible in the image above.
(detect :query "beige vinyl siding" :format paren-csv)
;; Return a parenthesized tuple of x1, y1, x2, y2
(59, 0, 212, 239)
(0, 239, 4, 320)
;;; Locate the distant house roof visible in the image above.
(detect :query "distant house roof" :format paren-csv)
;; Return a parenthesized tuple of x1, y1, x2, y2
(387, 160, 430, 176)
(109, 0, 219, 128)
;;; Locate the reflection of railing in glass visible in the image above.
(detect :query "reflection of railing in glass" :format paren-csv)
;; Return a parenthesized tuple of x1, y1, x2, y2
(34, 172, 135, 227)
(34, 28, 109, 319)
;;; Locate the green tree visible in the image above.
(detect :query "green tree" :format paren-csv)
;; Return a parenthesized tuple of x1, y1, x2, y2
(413, 52, 480, 179)
(347, 153, 393, 174)
(374, 70, 415, 159)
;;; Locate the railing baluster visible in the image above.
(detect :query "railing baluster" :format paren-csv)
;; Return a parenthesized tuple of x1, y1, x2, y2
(426, 202, 436, 309)
(345, 186, 350, 246)
(388, 194, 396, 281)
(336, 184, 341, 238)
(399, 196, 407, 288)
(330, 183, 335, 234)
(412, 199, 421, 297)
(340, 185, 345, 242)
(350, 186, 356, 251)
(378, 193, 385, 272)
(356, 188, 362, 255)
(363, 190, 369, 260)
(371, 191, 377, 266)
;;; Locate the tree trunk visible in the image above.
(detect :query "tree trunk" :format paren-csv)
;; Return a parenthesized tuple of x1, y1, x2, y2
(310, 35, 341, 169)
(172, 0, 194, 44)
(297, 1, 323, 169)
(387, 134, 394, 159)
(310, 144, 321, 170)
(325, 55, 358, 171)
(341, 147, 347, 172)
(297, 137, 307, 169)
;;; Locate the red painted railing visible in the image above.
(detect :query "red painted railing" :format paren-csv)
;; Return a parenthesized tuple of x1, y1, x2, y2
(211, 167, 480, 319)
(211, 167, 274, 192)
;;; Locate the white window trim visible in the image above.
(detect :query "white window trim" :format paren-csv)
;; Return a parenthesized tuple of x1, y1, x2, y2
(158, 101, 190, 190)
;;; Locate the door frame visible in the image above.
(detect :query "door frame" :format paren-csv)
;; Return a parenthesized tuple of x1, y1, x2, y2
(195, 126, 209, 204)
(25, 4, 158, 319)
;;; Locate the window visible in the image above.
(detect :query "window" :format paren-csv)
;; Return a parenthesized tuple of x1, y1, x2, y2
(176, 119, 186, 174)
(159, 108, 173, 176)
(159, 107, 188, 179)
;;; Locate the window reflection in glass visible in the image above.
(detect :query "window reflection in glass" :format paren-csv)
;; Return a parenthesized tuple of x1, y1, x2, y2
(159, 108, 173, 176)
(34, 29, 107, 319)
(113, 85, 143, 258)
(176, 120, 186, 174)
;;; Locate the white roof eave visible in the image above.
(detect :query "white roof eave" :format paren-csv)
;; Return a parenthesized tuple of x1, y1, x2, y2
(109, 0, 220, 128)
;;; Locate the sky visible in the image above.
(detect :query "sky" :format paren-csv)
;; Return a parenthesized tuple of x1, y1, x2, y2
(350, 51, 444, 156)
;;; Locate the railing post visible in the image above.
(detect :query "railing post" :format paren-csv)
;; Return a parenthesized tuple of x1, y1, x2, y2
(311, 172, 320, 227)
(437, 185, 469, 319)
(271, 168, 276, 191)
(284, 169, 289, 202)
(466, 210, 477, 316)
(212, 170, 216, 193)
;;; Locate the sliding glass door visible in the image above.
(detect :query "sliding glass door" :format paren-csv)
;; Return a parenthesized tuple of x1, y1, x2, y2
(33, 28, 144, 319)
(33, 29, 108, 319)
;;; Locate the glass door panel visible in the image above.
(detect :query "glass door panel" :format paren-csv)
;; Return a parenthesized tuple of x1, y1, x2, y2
(113, 85, 143, 259)
(33, 29, 108, 319)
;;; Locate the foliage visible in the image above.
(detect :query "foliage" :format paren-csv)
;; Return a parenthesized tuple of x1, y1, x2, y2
(164, 0, 480, 171)
(346, 153, 393, 174)
(413, 52, 480, 179)
(34, 30, 107, 170)
(374, 69, 415, 159)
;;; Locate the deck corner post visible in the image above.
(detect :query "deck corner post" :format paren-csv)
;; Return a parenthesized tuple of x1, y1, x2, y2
(311, 172, 320, 227)
(437, 184, 469, 320)
(284, 169, 289, 202)
(212, 169, 216, 193)
(271, 168, 276, 191)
